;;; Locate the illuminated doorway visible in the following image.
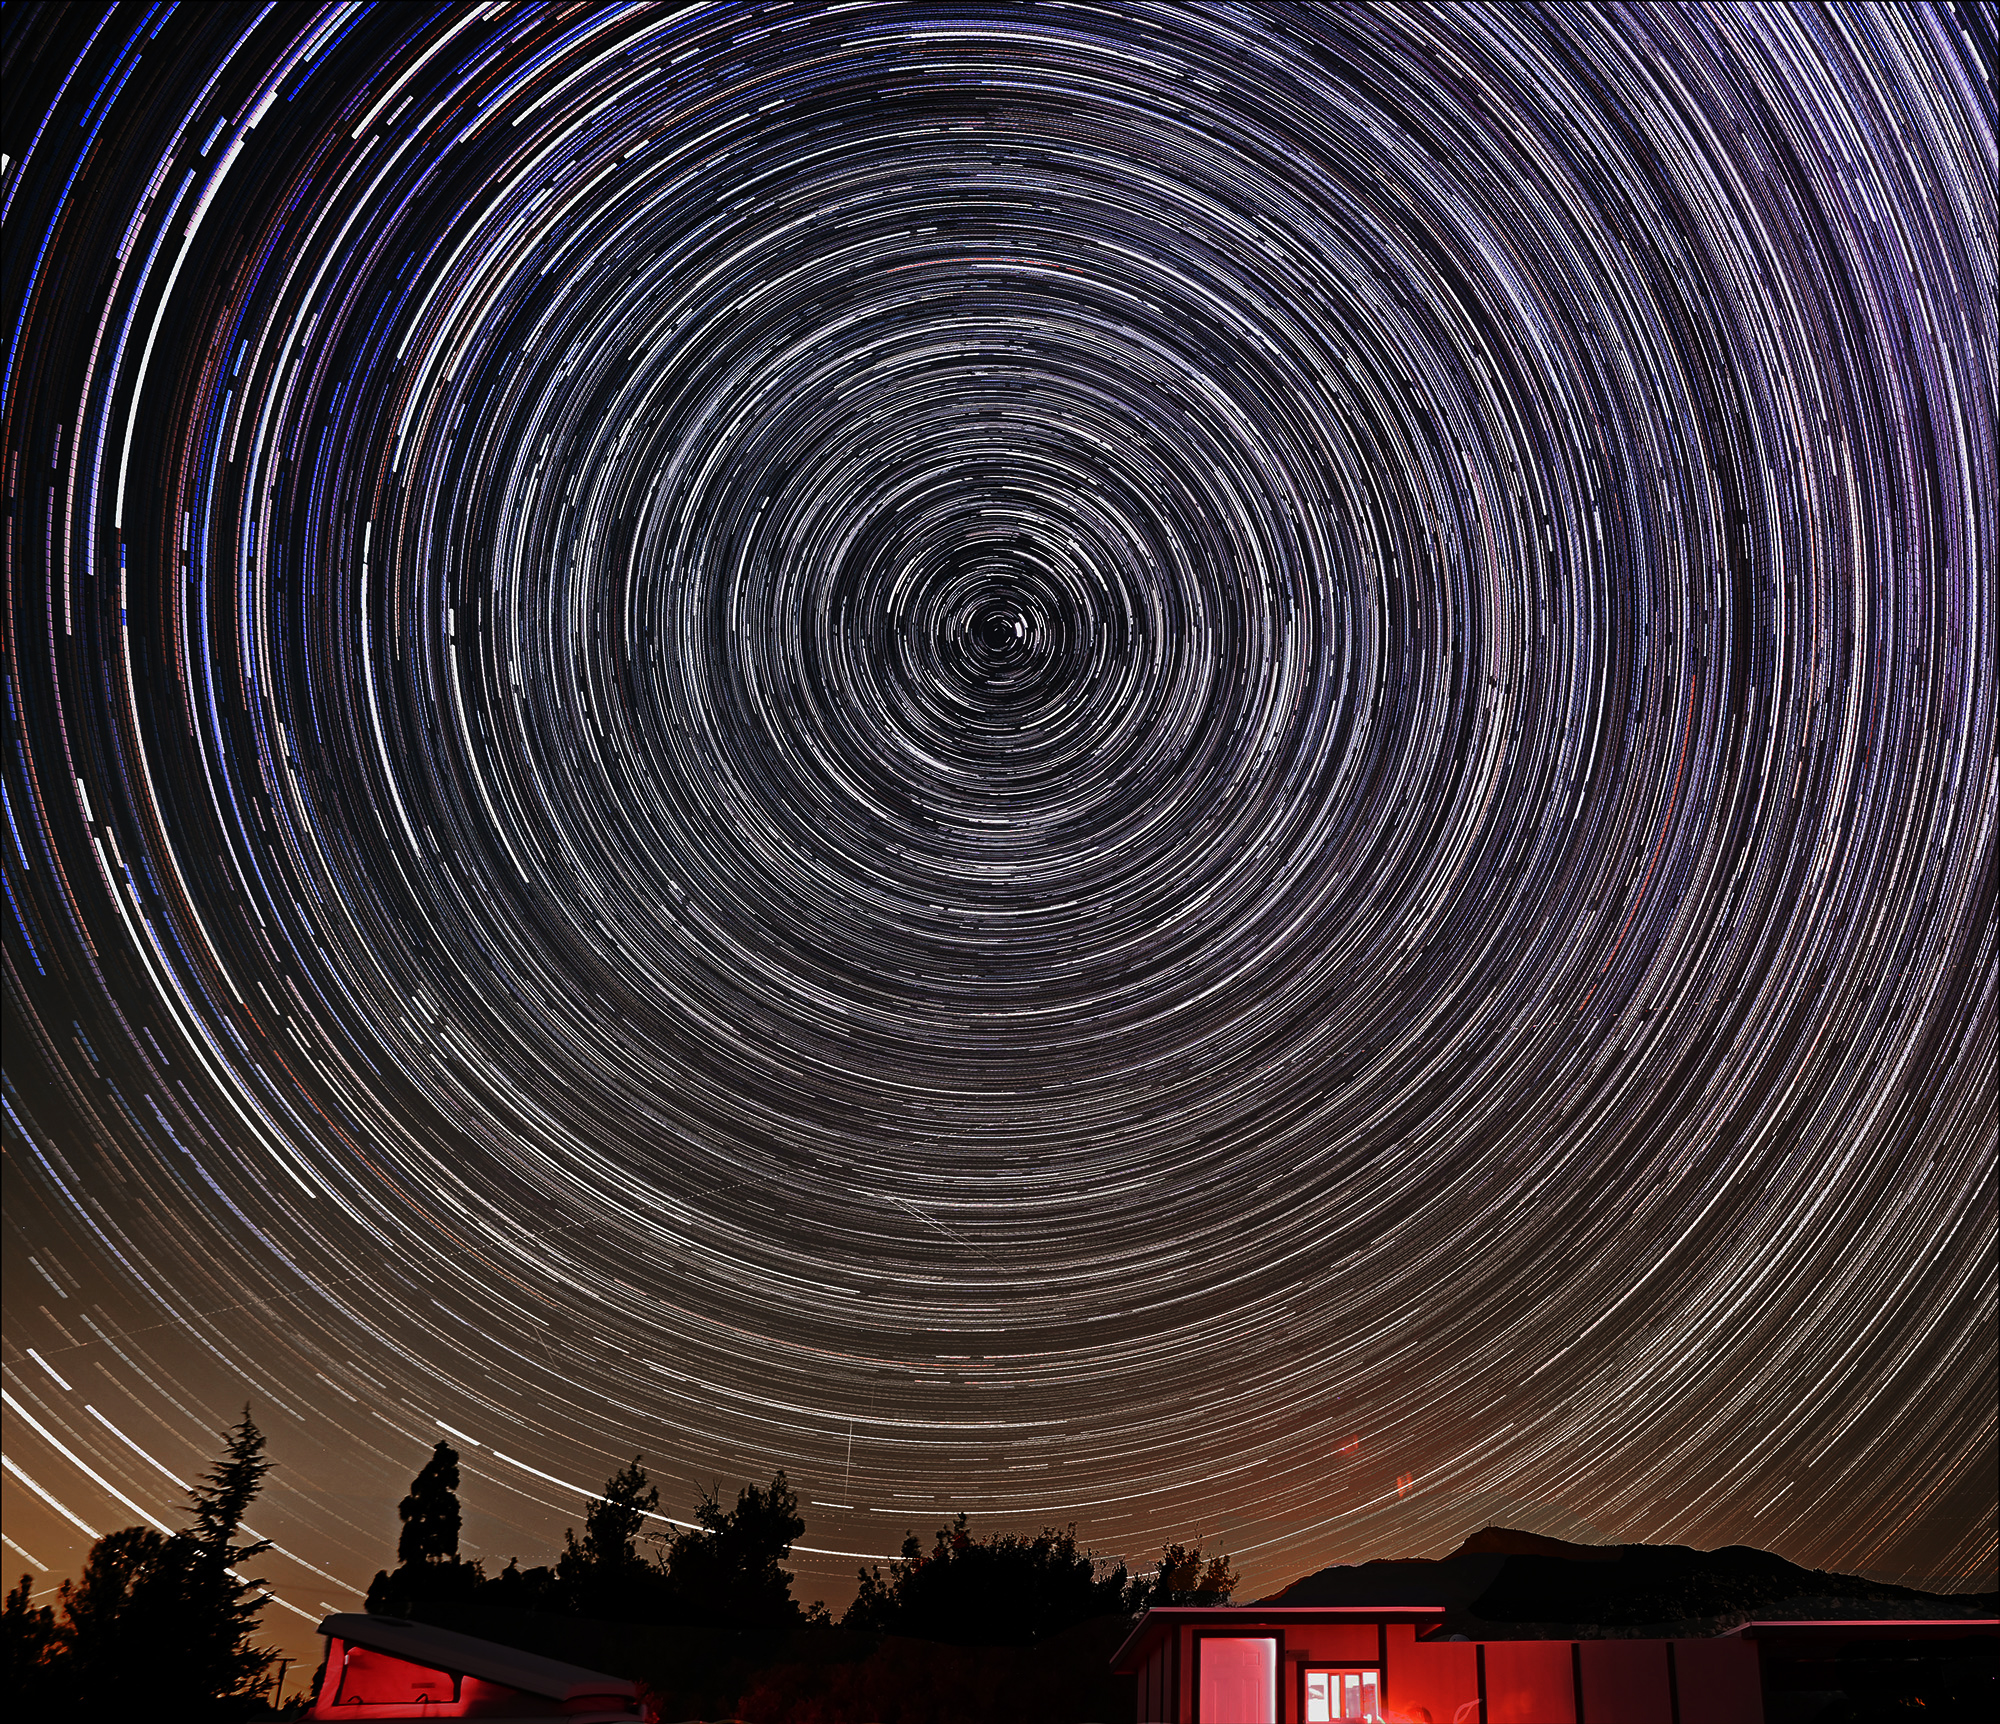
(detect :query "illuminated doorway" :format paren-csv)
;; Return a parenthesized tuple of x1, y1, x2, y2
(1195, 1633, 1279, 1723)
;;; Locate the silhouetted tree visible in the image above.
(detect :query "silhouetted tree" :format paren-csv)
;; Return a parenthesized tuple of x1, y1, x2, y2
(1124, 1542, 1238, 1612)
(461, 1464, 822, 1627)
(477, 1554, 561, 1611)
(662, 1470, 810, 1628)
(18, 1409, 277, 1719)
(367, 1441, 483, 1612)
(400, 1441, 463, 1564)
(170, 1405, 279, 1711)
(553, 1455, 670, 1619)
(2, 1573, 61, 1709)
(843, 1512, 1129, 1645)
(57, 1527, 191, 1712)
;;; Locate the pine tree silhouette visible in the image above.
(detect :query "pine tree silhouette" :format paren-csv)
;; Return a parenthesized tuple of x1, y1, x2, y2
(398, 1442, 464, 1566)
(9, 1408, 278, 1719)
(368, 1440, 483, 1613)
(176, 1406, 278, 1711)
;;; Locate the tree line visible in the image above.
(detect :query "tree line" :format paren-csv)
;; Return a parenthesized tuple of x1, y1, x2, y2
(4, 1414, 1238, 1716)
(365, 1442, 822, 1629)
(372, 1439, 1238, 1644)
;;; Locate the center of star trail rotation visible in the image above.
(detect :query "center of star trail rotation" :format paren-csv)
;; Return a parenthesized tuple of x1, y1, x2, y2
(2, 0, 1993, 1647)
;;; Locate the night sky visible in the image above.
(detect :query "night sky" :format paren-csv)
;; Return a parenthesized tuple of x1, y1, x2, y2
(3, 0, 1994, 1671)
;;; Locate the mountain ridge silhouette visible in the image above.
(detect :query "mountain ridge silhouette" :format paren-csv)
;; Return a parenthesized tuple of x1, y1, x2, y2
(1257, 1526, 1997, 1635)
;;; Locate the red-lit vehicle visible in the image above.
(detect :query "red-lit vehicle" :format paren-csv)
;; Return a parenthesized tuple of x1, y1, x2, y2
(307, 1613, 652, 1720)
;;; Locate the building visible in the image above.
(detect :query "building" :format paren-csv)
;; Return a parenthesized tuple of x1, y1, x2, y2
(307, 1613, 651, 1720)
(1107, 1604, 1996, 1722)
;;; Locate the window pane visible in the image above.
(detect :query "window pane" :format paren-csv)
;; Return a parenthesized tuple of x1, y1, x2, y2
(1199, 1636, 1277, 1724)
(1305, 1667, 1388, 1722)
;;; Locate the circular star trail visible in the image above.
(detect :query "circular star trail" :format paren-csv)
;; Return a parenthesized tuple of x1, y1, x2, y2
(3, 1, 1994, 1639)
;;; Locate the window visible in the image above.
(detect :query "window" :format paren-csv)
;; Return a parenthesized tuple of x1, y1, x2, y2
(1305, 1667, 1381, 1721)
(1197, 1634, 1278, 1723)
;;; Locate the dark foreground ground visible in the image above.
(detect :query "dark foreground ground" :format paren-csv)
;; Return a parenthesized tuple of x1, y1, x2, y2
(386, 1603, 1135, 1723)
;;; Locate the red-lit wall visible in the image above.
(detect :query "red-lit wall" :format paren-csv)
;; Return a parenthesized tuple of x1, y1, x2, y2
(1139, 1634, 1176, 1724)
(1668, 1638, 1762, 1724)
(1289, 1623, 1381, 1664)
(1129, 1617, 1765, 1723)
(1353, 1626, 1756, 1724)
(1482, 1639, 1575, 1724)
(1385, 1624, 1479, 1723)
(1577, 1641, 1671, 1724)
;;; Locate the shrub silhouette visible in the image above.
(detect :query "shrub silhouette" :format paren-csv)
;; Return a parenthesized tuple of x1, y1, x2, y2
(842, 1512, 1129, 1645)
(660, 1469, 811, 1629)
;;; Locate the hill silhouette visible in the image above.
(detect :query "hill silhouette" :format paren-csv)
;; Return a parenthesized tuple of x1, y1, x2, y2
(1260, 1526, 1998, 1636)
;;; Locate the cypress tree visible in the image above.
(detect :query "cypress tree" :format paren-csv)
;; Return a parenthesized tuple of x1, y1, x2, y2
(398, 1442, 464, 1566)
(368, 1440, 482, 1612)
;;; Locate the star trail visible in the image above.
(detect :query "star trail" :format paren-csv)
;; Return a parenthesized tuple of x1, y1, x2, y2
(3, 0, 1994, 1657)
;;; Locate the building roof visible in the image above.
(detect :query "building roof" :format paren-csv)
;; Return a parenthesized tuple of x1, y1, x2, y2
(1109, 1604, 1448, 1672)
(1725, 1617, 2000, 1642)
(1106, 1605, 2000, 1672)
(317, 1613, 642, 1701)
